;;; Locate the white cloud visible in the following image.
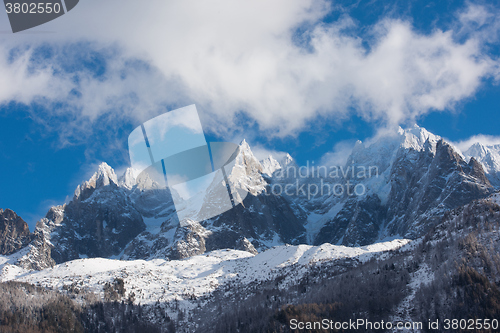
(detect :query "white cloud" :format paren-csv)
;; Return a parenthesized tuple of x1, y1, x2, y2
(0, 45, 70, 104)
(0, 1, 499, 141)
(452, 134, 500, 153)
(249, 144, 290, 162)
(319, 140, 357, 167)
(457, 3, 500, 44)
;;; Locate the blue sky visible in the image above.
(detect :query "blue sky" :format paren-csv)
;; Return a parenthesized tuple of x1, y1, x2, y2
(1, 0, 500, 230)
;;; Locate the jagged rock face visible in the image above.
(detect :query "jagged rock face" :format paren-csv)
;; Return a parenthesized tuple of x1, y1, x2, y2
(384, 139, 492, 239)
(16, 227, 55, 270)
(120, 143, 305, 259)
(464, 142, 500, 187)
(309, 128, 493, 246)
(50, 186, 146, 263)
(468, 157, 492, 186)
(202, 192, 307, 251)
(41, 164, 146, 264)
(314, 195, 385, 246)
(19, 126, 497, 264)
(166, 222, 209, 260)
(261, 155, 281, 177)
(0, 209, 32, 255)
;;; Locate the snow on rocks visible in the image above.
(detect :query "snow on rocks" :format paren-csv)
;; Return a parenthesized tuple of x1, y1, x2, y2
(0, 239, 410, 307)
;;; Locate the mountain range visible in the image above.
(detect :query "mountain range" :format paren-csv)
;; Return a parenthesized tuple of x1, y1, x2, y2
(0, 124, 495, 270)
(1, 124, 500, 332)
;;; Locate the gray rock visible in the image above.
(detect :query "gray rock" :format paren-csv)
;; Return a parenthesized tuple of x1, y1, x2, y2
(0, 209, 32, 255)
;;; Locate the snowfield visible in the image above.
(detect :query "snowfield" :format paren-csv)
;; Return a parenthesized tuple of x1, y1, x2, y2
(0, 239, 410, 308)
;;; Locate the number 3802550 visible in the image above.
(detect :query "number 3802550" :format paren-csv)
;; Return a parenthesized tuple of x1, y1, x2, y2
(5, 2, 61, 14)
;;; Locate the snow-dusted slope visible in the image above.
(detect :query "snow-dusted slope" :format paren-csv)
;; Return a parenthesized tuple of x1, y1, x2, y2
(0, 239, 409, 309)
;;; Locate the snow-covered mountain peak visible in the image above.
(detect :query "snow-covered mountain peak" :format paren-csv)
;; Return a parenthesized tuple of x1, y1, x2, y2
(235, 140, 262, 169)
(352, 140, 365, 154)
(281, 153, 294, 166)
(465, 142, 490, 159)
(236, 139, 265, 168)
(399, 124, 440, 152)
(276, 153, 297, 174)
(258, 152, 297, 183)
(118, 167, 138, 189)
(347, 125, 440, 169)
(74, 162, 119, 199)
(90, 162, 118, 188)
(226, 141, 268, 195)
(260, 155, 281, 176)
(8, 124, 498, 270)
(239, 139, 252, 153)
(464, 142, 500, 187)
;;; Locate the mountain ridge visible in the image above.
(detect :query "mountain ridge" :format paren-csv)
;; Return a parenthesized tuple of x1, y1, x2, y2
(5, 124, 499, 269)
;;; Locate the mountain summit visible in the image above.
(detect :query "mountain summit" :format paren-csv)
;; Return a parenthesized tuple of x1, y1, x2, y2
(13, 125, 498, 268)
(464, 142, 500, 186)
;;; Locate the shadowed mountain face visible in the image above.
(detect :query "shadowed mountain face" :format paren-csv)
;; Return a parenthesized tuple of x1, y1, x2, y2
(42, 164, 146, 264)
(14, 126, 497, 267)
(314, 139, 493, 246)
(0, 209, 32, 255)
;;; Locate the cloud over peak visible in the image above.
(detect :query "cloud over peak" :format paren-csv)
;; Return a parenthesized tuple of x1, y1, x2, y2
(0, 1, 498, 141)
